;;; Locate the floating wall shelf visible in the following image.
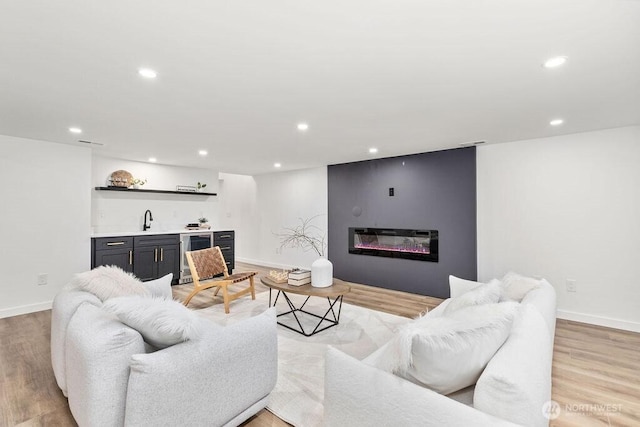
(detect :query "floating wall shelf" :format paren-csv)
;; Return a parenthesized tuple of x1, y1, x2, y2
(94, 187, 217, 196)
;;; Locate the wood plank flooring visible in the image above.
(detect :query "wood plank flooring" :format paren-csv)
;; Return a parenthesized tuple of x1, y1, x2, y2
(0, 310, 75, 427)
(1, 262, 638, 426)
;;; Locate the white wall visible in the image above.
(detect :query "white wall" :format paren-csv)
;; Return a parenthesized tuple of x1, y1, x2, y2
(217, 173, 258, 260)
(0, 135, 91, 318)
(477, 126, 640, 332)
(92, 155, 220, 233)
(218, 167, 328, 270)
(6, 126, 635, 334)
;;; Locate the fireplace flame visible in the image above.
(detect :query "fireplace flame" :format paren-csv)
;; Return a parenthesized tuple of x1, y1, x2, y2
(354, 242, 430, 254)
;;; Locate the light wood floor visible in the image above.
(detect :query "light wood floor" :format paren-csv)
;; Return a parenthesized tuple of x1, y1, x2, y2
(1, 262, 639, 426)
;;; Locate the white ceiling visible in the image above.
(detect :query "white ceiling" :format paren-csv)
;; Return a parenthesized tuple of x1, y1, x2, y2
(1, 0, 639, 175)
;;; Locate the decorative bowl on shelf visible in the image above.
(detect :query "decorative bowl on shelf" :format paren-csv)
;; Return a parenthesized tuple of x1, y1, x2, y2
(109, 170, 133, 187)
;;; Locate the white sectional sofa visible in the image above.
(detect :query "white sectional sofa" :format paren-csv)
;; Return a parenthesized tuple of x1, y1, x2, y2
(325, 274, 557, 427)
(51, 269, 278, 427)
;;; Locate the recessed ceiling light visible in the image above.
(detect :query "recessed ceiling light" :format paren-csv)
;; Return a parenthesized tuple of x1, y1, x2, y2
(138, 68, 157, 79)
(148, 157, 157, 163)
(550, 119, 564, 126)
(274, 163, 282, 168)
(297, 123, 309, 132)
(198, 150, 208, 156)
(69, 127, 82, 134)
(543, 56, 568, 68)
(369, 148, 378, 154)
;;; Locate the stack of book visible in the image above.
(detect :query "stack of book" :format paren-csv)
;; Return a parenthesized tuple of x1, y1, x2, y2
(288, 269, 311, 286)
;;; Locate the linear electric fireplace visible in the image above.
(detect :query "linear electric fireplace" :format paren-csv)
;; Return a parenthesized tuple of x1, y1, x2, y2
(349, 228, 438, 262)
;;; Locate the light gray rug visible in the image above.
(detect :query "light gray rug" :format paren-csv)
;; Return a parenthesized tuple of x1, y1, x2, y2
(196, 291, 410, 427)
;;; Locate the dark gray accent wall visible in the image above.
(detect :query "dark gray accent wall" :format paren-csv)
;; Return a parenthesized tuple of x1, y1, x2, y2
(328, 147, 476, 298)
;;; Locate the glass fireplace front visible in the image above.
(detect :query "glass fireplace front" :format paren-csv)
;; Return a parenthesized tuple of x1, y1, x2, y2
(348, 228, 438, 262)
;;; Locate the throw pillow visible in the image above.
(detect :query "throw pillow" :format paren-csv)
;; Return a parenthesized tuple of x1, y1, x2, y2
(144, 273, 173, 299)
(444, 279, 502, 314)
(500, 272, 541, 302)
(448, 275, 482, 298)
(68, 265, 150, 301)
(368, 301, 519, 395)
(102, 296, 204, 349)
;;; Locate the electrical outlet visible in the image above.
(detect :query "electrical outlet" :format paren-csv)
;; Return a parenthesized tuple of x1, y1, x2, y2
(566, 279, 577, 292)
(37, 273, 48, 286)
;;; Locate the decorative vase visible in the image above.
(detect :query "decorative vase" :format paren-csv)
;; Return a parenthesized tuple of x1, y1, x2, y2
(311, 257, 333, 288)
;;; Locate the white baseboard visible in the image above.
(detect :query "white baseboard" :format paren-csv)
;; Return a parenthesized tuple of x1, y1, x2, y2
(0, 301, 53, 319)
(557, 309, 640, 333)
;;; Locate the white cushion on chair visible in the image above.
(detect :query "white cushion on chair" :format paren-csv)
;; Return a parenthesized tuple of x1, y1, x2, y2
(144, 273, 173, 299)
(103, 295, 205, 349)
(500, 272, 541, 302)
(449, 275, 483, 298)
(444, 279, 502, 314)
(366, 301, 518, 395)
(68, 265, 150, 301)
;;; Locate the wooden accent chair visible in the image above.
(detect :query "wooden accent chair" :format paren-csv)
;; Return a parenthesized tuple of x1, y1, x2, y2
(183, 246, 257, 313)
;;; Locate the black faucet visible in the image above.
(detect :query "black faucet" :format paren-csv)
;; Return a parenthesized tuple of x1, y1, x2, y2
(143, 210, 153, 231)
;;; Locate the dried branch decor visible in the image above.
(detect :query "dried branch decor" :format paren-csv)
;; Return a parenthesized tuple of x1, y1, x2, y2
(276, 215, 326, 257)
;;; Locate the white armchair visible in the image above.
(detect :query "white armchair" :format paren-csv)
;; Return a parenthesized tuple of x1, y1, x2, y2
(51, 271, 277, 427)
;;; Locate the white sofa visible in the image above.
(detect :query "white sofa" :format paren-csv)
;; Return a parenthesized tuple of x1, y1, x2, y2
(51, 272, 278, 427)
(325, 275, 557, 427)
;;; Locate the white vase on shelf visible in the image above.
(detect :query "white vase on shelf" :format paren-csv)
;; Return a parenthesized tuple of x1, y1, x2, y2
(311, 257, 333, 288)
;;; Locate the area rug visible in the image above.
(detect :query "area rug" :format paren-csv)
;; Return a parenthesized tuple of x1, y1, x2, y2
(196, 291, 410, 427)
